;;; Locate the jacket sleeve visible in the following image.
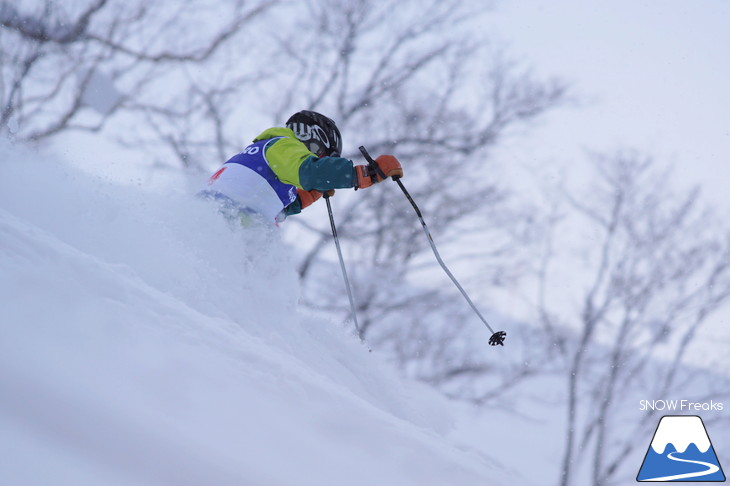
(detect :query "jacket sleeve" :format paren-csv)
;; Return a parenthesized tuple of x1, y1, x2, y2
(298, 155, 356, 191)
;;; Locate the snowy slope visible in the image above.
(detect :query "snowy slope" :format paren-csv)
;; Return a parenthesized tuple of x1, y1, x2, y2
(0, 146, 516, 486)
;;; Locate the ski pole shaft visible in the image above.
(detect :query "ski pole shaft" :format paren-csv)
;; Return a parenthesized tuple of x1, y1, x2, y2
(394, 177, 496, 334)
(358, 146, 506, 346)
(324, 193, 364, 342)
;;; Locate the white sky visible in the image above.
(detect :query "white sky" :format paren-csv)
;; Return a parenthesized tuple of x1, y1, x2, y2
(486, 0, 730, 209)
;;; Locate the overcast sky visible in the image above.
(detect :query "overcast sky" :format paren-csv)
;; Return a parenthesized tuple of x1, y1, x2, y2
(485, 0, 730, 208)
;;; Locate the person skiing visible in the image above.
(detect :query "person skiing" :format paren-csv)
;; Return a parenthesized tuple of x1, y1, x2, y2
(200, 110, 403, 225)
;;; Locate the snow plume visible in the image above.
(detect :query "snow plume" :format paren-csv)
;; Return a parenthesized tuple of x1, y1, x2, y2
(0, 145, 512, 486)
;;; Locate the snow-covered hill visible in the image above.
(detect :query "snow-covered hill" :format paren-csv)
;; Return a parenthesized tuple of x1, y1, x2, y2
(0, 145, 520, 485)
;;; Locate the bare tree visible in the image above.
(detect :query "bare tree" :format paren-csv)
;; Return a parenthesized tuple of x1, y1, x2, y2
(0, 0, 277, 153)
(535, 151, 730, 486)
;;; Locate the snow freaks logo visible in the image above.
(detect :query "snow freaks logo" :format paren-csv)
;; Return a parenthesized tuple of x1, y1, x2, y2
(637, 415, 726, 482)
(640, 399, 724, 412)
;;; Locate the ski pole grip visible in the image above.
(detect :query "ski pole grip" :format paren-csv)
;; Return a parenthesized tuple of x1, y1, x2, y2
(358, 145, 376, 164)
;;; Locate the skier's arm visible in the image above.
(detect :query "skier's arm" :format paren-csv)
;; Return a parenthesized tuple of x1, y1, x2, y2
(260, 128, 404, 192)
(271, 147, 403, 192)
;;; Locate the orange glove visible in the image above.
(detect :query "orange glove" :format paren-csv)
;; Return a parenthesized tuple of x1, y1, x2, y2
(355, 155, 403, 189)
(297, 188, 335, 209)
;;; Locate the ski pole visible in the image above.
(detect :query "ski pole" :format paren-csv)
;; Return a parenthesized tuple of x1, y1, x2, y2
(358, 146, 506, 347)
(323, 192, 366, 343)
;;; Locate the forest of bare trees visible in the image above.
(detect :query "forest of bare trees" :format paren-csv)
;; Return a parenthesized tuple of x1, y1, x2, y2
(3, 2, 729, 484)
(534, 152, 730, 485)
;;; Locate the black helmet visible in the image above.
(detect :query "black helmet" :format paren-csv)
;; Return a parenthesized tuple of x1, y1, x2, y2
(286, 110, 342, 157)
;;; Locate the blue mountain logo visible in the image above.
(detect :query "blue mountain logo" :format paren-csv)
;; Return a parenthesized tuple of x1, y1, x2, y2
(637, 415, 726, 482)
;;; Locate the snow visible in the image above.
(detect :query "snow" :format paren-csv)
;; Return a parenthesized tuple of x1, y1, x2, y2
(0, 144, 522, 485)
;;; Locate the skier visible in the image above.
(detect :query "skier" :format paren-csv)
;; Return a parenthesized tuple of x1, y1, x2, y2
(200, 110, 403, 225)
